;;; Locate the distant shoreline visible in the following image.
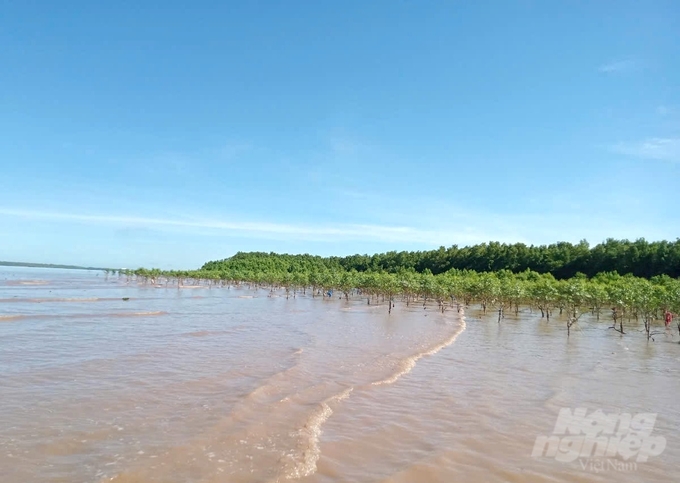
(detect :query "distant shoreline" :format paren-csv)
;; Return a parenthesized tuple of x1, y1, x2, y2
(0, 261, 109, 271)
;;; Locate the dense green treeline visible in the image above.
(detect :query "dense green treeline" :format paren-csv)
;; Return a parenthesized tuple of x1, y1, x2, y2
(202, 238, 680, 279)
(201, 251, 341, 274)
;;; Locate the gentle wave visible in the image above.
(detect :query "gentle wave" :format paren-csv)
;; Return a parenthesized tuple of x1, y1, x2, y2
(110, 311, 166, 317)
(182, 330, 220, 337)
(281, 315, 466, 479)
(0, 314, 27, 321)
(372, 313, 467, 386)
(284, 387, 353, 480)
(0, 297, 119, 303)
(3, 280, 49, 286)
(221, 348, 307, 422)
(0, 311, 167, 322)
(244, 365, 302, 404)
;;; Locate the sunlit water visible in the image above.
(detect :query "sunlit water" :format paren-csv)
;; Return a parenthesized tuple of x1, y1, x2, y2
(1, 267, 678, 483)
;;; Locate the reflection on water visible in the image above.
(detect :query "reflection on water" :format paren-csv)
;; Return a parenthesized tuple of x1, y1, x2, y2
(1, 267, 678, 483)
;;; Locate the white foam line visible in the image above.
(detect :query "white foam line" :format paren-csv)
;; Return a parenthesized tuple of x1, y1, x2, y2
(372, 314, 467, 386)
(285, 387, 353, 480)
(282, 313, 466, 480)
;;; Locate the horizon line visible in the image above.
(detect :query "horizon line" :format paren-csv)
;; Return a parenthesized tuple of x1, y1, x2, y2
(2, 236, 678, 272)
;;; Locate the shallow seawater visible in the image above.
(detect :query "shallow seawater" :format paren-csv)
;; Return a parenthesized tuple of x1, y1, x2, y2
(1, 267, 678, 483)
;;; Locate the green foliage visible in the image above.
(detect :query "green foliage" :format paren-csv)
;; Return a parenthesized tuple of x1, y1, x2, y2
(129, 242, 680, 332)
(201, 238, 680, 279)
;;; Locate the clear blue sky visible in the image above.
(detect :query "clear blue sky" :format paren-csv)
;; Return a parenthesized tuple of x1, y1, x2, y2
(1, 1, 678, 269)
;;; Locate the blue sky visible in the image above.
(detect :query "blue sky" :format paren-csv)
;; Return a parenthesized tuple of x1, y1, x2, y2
(1, 1, 678, 269)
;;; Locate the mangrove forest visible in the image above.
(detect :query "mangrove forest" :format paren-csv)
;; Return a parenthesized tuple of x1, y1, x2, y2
(111, 238, 680, 340)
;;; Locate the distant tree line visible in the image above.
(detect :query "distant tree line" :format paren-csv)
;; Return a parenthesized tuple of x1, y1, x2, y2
(201, 238, 680, 279)
(0, 261, 106, 271)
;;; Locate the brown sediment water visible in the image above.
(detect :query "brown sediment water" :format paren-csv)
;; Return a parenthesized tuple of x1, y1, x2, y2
(0, 297, 138, 303)
(1, 267, 679, 483)
(2, 279, 50, 286)
(0, 297, 100, 303)
(0, 311, 167, 322)
(0, 314, 26, 321)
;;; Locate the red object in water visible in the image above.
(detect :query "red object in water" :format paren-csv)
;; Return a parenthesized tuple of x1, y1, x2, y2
(665, 311, 673, 327)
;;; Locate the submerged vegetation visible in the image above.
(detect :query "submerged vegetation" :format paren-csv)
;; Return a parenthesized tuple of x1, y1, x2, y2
(112, 239, 680, 340)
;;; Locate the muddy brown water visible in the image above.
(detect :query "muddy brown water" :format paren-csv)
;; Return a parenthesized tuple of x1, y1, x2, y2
(1, 267, 678, 482)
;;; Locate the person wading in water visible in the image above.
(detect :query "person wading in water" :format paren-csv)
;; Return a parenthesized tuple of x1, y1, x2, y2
(665, 310, 674, 328)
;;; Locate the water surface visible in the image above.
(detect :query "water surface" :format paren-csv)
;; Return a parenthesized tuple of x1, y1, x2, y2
(1, 267, 678, 482)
